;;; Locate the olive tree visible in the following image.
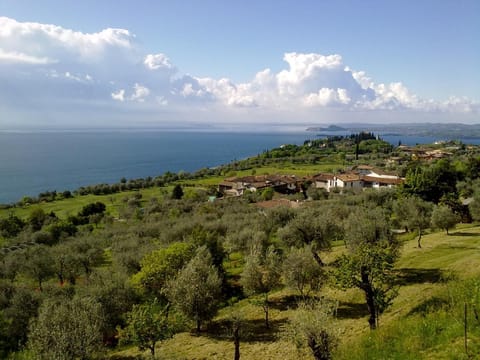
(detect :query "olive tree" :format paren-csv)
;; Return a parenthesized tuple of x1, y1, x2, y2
(278, 207, 340, 266)
(282, 245, 325, 298)
(284, 300, 338, 360)
(431, 204, 460, 235)
(335, 207, 399, 330)
(28, 297, 105, 360)
(165, 246, 222, 332)
(393, 196, 432, 248)
(120, 299, 179, 358)
(132, 242, 195, 298)
(240, 246, 281, 328)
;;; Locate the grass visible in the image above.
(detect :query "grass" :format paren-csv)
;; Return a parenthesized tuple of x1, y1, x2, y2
(108, 223, 480, 360)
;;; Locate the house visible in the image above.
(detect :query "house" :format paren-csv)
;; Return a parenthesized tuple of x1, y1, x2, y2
(218, 174, 304, 197)
(312, 165, 404, 192)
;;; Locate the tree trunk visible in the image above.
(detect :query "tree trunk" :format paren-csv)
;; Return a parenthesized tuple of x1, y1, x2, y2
(417, 228, 422, 248)
(361, 268, 377, 330)
(311, 248, 324, 267)
(196, 319, 201, 333)
(308, 331, 332, 360)
(263, 294, 270, 329)
(149, 343, 155, 358)
(233, 325, 240, 360)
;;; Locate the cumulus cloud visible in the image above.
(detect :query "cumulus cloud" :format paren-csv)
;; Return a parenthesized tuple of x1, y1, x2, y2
(0, 48, 55, 65)
(111, 89, 125, 102)
(0, 16, 477, 128)
(144, 53, 174, 71)
(130, 83, 150, 102)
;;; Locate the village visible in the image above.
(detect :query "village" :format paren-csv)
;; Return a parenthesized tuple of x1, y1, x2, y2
(218, 165, 404, 197)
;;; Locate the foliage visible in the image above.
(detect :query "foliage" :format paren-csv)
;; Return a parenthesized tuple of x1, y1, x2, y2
(132, 242, 195, 298)
(0, 287, 40, 354)
(431, 204, 460, 234)
(240, 246, 281, 328)
(283, 299, 338, 360)
(0, 214, 25, 238)
(78, 201, 106, 218)
(282, 246, 325, 298)
(165, 246, 222, 331)
(171, 184, 184, 200)
(21, 245, 55, 291)
(401, 159, 459, 203)
(393, 196, 432, 248)
(278, 206, 341, 266)
(28, 296, 105, 360)
(335, 207, 399, 329)
(120, 299, 180, 357)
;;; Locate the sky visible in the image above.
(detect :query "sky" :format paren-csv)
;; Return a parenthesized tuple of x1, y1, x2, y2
(0, 0, 479, 130)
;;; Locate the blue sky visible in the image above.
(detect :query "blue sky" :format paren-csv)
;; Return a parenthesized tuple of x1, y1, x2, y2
(0, 0, 478, 129)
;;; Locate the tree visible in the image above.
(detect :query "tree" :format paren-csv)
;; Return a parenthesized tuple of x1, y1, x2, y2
(0, 214, 25, 238)
(335, 207, 399, 329)
(21, 245, 55, 291)
(28, 208, 47, 231)
(278, 206, 340, 266)
(469, 192, 480, 222)
(78, 201, 106, 217)
(165, 246, 222, 332)
(132, 242, 195, 298)
(401, 160, 458, 203)
(282, 246, 325, 298)
(431, 205, 460, 235)
(120, 300, 179, 358)
(240, 246, 281, 328)
(80, 270, 138, 343)
(171, 184, 184, 200)
(28, 297, 105, 360)
(224, 308, 246, 360)
(69, 237, 104, 280)
(284, 300, 338, 360)
(261, 187, 275, 201)
(0, 288, 40, 354)
(393, 196, 432, 248)
(51, 243, 82, 285)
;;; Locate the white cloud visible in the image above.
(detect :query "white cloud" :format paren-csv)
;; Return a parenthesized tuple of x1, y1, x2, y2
(0, 16, 477, 128)
(130, 83, 150, 102)
(144, 53, 174, 71)
(0, 48, 55, 64)
(111, 89, 125, 102)
(304, 88, 351, 107)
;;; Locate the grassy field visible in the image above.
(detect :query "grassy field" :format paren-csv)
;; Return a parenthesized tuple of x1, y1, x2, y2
(108, 224, 480, 360)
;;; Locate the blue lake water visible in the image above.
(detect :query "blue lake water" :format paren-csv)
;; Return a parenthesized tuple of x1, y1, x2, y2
(1, 130, 479, 204)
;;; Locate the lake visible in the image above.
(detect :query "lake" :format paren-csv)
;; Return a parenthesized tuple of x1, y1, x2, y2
(1, 130, 479, 204)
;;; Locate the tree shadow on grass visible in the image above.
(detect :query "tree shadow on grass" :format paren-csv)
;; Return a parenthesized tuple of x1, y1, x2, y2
(204, 318, 288, 343)
(268, 294, 323, 311)
(449, 231, 478, 237)
(394, 268, 445, 286)
(407, 296, 450, 316)
(335, 301, 369, 319)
